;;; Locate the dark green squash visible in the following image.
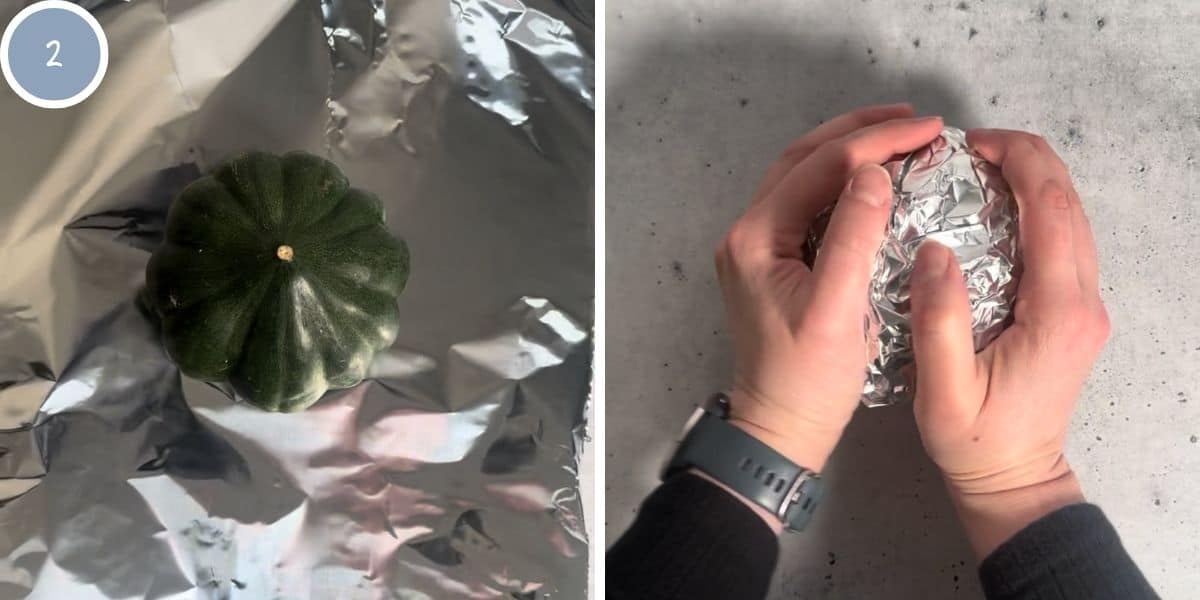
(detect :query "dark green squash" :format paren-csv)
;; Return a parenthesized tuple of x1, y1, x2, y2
(145, 151, 409, 412)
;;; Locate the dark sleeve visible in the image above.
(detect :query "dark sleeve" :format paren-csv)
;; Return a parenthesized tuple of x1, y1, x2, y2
(979, 503, 1158, 600)
(606, 472, 778, 600)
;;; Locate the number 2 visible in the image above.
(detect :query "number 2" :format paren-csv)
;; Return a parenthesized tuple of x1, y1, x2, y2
(45, 40, 62, 67)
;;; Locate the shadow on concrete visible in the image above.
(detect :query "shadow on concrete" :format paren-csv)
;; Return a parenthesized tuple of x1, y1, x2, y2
(607, 21, 989, 600)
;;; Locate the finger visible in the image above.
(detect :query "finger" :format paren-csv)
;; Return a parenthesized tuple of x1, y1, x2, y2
(761, 115, 944, 251)
(909, 241, 981, 424)
(1069, 188, 1101, 298)
(806, 164, 893, 323)
(967, 129, 1070, 196)
(967, 129, 1081, 310)
(752, 103, 915, 204)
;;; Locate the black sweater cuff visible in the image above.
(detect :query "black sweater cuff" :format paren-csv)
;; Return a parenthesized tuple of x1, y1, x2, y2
(979, 503, 1158, 600)
(607, 472, 779, 600)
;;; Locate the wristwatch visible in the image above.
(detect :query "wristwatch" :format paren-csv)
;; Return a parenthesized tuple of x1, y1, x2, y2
(661, 392, 825, 532)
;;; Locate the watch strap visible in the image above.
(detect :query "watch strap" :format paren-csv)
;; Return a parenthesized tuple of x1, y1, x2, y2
(664, 409, 824, 532)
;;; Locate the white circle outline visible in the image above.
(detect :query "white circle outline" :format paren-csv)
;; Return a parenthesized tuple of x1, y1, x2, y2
(1, 1, 109, 110)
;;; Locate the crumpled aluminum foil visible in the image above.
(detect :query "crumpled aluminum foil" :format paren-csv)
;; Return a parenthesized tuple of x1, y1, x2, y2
(0, 0, 593, 598)
(805, 127, 1019, 407)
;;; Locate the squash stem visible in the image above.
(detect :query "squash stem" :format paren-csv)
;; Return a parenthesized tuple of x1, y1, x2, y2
(276, 245, 294, 262)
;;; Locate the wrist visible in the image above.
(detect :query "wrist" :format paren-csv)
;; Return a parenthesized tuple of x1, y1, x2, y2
(726, 388, 842, 472)
(688, 469, 785, 535)
(946, 460, 1085, 560)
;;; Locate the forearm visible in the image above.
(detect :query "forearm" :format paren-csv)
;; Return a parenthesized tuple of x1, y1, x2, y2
(978, 502, 1157, 599)
(606, 473, 779, 600)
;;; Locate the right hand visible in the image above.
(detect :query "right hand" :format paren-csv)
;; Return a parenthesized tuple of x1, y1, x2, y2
(908, 129, 1110, 559)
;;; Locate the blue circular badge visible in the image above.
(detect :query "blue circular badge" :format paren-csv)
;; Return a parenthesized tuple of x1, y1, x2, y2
(2, 1, 109, 109)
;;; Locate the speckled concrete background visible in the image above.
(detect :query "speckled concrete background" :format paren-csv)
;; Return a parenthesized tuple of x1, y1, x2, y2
(604, 1, 1200, 597)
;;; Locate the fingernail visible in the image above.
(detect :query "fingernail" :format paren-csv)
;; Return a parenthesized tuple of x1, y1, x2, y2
(849, 165, 889, 207)
(912, 241, 951, 286)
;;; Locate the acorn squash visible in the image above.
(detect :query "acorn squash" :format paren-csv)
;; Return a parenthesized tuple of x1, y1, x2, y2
(145, 151, 409, 412)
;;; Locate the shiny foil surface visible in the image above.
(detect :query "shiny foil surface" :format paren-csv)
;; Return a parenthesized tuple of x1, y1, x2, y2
(0, 0, 594, 597)
(805, 127, 1019, 407)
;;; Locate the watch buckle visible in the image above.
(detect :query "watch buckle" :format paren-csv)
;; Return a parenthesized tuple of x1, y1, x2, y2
(778, 471, 818, 529)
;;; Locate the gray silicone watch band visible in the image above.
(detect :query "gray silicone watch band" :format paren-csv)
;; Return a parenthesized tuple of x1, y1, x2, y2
(663, 404, 824, 532)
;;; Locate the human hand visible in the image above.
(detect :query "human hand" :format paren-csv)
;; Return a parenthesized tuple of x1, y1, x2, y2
(714, 105, 944, 475)
(909, 129, 1109, 559)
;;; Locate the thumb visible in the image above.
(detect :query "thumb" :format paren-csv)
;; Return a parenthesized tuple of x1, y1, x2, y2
(806, 164, 895, 324)
(910, 241, 980, 424)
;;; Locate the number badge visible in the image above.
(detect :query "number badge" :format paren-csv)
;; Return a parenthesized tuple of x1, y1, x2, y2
(1, 1, 109, 109)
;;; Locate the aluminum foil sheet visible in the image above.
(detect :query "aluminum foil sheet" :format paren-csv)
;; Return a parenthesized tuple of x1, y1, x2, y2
(0, 0, 594, 597)
(805, 127, 1019, 407)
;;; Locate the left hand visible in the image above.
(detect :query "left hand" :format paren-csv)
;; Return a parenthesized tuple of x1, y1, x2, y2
(715, 105, 944, 472)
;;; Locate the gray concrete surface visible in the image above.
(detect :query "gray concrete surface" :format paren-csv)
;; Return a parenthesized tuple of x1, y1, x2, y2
(605, 1, 1200, 597)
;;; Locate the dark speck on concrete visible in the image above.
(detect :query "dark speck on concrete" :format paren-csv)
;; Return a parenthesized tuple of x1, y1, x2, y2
(988, 94, 999, 106)
(1097, 17, 1106, 30)
(671, 260, 686, 281)
(828, 552, 837, 565)
(924, 3, 935, 12)
(739, 98, 749, 107)
(912, 37, 921, 48)
(231, 579, 247, 590)
(968, 27, 979, 40)
(1035, 6, 1047, 21)
(1066, 125, 1083, 146)
(1154, 498, 1161, 506)
(1189, 435, 1197, 443)
(1062, 11, 1070, 19)
(955, 1, 968, 10)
